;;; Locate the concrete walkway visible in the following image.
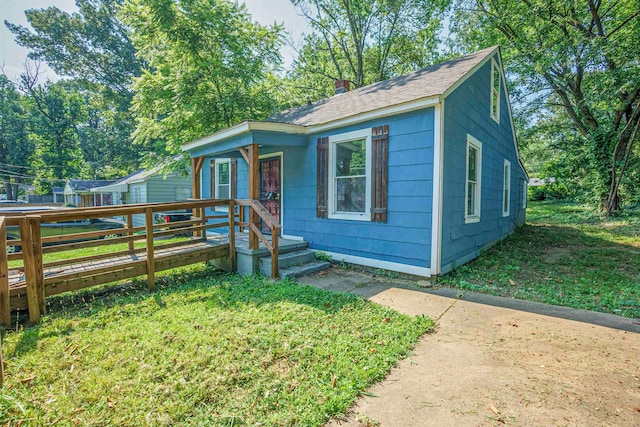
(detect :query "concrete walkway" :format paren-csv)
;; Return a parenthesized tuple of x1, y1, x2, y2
(298, 268, 640, 427)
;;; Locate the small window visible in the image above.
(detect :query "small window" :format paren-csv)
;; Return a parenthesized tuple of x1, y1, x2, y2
(465, 135, 482, 223)
(214, 159, 231, 199)
(490, 59, 500, 123)
(503, 160, 511, 217)
(523, 180, 528, 208)
(328, 128, 371, 221)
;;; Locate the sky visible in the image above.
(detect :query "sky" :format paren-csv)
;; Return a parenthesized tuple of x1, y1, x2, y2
(0, 0, 309, 81)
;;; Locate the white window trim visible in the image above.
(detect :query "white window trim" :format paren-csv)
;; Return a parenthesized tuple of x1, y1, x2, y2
(523, 180, 528, 209)
(503, 159, 511, 217)
(328, 128, 372, 221)
(490, 59, 501, 124)
(213, 158, 231, 211)
(465, 135, 482, 224)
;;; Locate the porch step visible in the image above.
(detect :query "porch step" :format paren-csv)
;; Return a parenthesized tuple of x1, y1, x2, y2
(258, 249, 330, 278)
(278, 260, 331, 279)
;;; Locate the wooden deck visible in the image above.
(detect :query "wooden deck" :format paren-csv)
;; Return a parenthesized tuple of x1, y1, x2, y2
(7, 237, 230, 311)
(0, 198, 282, 326)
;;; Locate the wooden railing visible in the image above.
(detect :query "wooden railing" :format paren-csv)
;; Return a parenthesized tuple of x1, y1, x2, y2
(0, 198, 282, 326)
(235, 199, 282, 278)
(0, 199, 237, 325)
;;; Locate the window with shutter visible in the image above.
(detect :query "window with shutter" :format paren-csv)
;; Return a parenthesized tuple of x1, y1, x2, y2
(318, 126, 389, 222)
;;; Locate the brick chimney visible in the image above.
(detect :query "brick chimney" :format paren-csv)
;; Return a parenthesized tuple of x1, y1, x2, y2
(335, 79, 350, 95)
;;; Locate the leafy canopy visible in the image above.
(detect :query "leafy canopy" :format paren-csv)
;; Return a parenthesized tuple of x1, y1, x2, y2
(122, 0, 284, 156)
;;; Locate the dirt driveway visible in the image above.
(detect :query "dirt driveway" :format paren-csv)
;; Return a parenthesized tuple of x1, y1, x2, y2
(299, 269, 640, 426)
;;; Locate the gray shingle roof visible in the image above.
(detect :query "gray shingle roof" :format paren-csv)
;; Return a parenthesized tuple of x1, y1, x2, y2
(68, 179, 116, 192)
(268, 46, 497, 127)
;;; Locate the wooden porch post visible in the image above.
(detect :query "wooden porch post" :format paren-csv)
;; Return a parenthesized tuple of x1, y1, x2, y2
(191, 156, 205, 200)
(248, 144, 260, 250)
(191, 156, 205, 237)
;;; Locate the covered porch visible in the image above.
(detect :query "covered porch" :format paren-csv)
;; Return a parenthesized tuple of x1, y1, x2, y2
(184, 121, 309, 276)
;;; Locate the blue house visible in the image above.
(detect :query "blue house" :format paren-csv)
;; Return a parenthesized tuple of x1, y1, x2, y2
(183, 46, 528, 277)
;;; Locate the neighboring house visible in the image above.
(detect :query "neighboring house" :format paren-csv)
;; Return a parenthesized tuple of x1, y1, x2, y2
(90, 165, 192, 226)
(183, 46, 528, 276)
(64, 180, 116, 207)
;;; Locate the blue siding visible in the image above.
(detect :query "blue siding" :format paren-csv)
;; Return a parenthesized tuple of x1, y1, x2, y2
(285, 109, 435, 268)
(440, 53, 526, 272)
(199, 109, 436, 268)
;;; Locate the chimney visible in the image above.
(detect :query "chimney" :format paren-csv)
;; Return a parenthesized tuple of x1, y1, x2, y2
(335, 79, 350, 95)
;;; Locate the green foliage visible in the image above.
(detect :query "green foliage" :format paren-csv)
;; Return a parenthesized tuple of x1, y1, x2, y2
(0, 75, 33, 199)
(289, 0, 450, 99)
(4, 0, 143, 185)
(6, 0, 141, 94)
(122, 0, 284, 156)
(21, 78, 88, 192)
(439, 201, 640, 318)
(314, 250, 332, 261)
(452, 0, 640, 214)
(0, 271, 433, 426)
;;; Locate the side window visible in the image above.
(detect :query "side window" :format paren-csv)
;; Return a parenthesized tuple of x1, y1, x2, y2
(214, 159, 231, 199)
(523, 180, 528, 208)
(465, 135, 482, 223)
(490, 59, 500, 123)
(503, 159, 511, 217)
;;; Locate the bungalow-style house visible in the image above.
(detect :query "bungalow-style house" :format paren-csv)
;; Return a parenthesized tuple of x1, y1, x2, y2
(90, 164, 192, 226)
(64, 180, 116, 207)
(183, 46, 528, 276)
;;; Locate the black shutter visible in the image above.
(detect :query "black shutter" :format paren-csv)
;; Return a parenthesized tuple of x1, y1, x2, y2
(230, 158, 237, 199)
(371, 125, 389, 223)
(316, 137, 329, 218)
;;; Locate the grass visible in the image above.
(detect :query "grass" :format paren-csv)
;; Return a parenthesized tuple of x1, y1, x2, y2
(0, 268, 434, 426)
(438, 200, 640, 318)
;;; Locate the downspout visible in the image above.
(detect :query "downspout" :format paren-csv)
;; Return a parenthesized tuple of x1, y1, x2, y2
(430, 99, 445, 276)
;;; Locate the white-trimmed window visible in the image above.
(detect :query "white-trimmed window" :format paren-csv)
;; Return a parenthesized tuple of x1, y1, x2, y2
(490, 59, 500, 123)
(328, 128, 372, 221)
(503, 159, 511, 217)
(214, 159, 231, 199)
(523, 180, 528, 208)
(465, 135, 482, 223)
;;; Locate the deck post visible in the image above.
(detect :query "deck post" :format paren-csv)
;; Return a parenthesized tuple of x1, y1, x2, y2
(228, 200, 236, 272)
(0, 218, 11, 327)
(19, 218, 40, 323)
(271, 231, 279, 279)
(127, 213, 134, 254)
(248, 144, 259, 250)
(145, 208, 155, 292)
(28, 216, 46, 315)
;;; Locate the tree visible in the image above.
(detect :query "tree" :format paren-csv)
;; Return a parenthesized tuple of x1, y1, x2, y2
(20, 67, 87, 193)
(0, 75, 33, 199)
(6, 0, 143, 175)
(452, 0, 640, 215)
(291, 0, 450, 93)
(6, 0, 141, 96)
(121, 0, 283, 157)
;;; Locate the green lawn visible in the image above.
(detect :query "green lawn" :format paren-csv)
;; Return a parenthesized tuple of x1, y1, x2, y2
(0, 269, 434, 426)
(438, 200, 640, 318)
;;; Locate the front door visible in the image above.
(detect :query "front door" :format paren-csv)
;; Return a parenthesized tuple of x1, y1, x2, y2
(259, 156, 281, 234)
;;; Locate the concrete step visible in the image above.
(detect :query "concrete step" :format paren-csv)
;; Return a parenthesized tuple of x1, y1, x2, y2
(259, 249, 316, 271)
(278, 260, 331, 279)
